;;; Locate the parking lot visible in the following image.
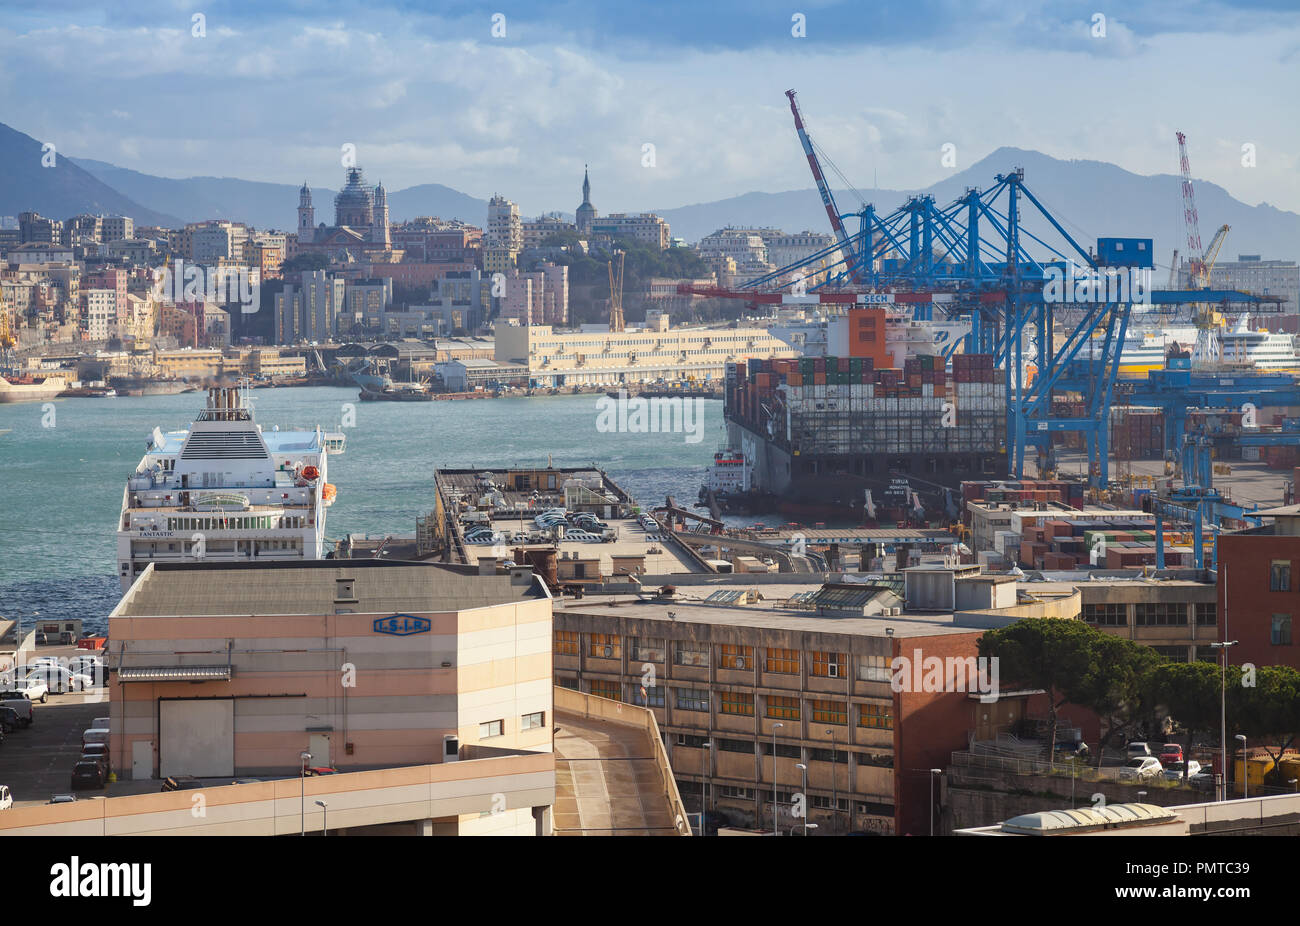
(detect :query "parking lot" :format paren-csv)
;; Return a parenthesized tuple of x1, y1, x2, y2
(2, 689, 111, 807)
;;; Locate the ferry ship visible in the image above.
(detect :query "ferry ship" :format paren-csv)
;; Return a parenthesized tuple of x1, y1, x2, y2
(1113, 315, 1300, 378)
(116, 385, 343, 593)
(0, 372, 69, 403)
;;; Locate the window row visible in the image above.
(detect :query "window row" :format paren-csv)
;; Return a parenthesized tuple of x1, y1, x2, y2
(600, 680, 892, 729)
(557, 632, 888, 680)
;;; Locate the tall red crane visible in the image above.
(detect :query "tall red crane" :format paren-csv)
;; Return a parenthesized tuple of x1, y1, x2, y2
(786, 89, 863, 285)
(1176, 131, 1205, 288)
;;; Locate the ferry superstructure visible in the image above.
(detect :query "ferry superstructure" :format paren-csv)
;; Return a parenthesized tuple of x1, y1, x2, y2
(116, 385, 341, 592)
(1105, 315, 1300, 378)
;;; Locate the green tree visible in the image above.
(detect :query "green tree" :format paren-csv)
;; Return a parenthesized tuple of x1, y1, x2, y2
(281, 252, 330, 274)
(1066, 633, 1162, 768)
(1148, 660, 1222, 782)
(977, 618, 1097, 758)
(1230, 664, 1300, 776)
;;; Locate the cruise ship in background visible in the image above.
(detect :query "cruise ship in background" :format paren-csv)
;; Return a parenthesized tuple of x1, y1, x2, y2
(116, 384, 344, 593)
(1109, 314, 1300, 378)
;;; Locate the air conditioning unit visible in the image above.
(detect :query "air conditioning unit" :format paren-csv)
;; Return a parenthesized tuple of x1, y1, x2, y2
(828, 665, 840, 678)
(734, 657, 746, 670)
(443, 734, 460, 763)
(603, 645, 614, 658)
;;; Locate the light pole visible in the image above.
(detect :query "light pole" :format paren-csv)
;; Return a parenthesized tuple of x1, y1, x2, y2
(1209, 639, 1238, 802)
(771, 722, 784, 836)
(314, 799, 328, 836)
(827, 727, 837, 833)
(930, 769, 942, 836)
(299, 751, 312, 836)
(1235, 734, 1248, 798)
(795, 763, 808, 837)
(699, 739, 711, 837)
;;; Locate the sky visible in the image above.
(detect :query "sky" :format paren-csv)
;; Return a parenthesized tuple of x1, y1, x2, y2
(0, 0, 1297, 216)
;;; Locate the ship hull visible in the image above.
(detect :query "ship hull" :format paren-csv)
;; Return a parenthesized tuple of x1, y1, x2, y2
(0, 376, 68, 403)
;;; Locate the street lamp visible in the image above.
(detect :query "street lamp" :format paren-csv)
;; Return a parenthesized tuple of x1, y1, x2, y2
(314, 799, 328, 836)
(771, 722, 784, 837)
(826, 727, 837, 833)
(699, 739, 712, 837)
(1208, 639, 1238, 802)
(930, 769, 942, 836)
(1235, 734, 1248, 798)
(795, 763, 808, 837)
(299, 751, 312, 836)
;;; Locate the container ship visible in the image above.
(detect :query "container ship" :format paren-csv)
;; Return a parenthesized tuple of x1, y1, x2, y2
(116, 384, 343, 593)
(703, 352, 1007, 524)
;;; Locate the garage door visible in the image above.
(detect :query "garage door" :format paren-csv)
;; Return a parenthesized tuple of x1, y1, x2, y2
(160, 699, 235, 778)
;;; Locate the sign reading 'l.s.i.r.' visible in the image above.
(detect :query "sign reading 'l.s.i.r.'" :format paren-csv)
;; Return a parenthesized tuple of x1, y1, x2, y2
(373, 614, 431, 636)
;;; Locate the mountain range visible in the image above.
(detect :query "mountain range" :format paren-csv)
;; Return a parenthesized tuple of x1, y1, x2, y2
(3, 120, 1297, 266)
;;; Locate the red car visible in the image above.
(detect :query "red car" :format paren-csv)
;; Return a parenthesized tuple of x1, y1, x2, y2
(303, 766, 337, 777)
(1158, 744, 1183, 765)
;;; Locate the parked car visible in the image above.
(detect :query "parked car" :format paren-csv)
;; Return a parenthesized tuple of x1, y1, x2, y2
(79, 753, 109, 777)
(70, 761, 106, 790)
(21, 665, 92, 693)
(0, 694, 34, 727)
(82, 728, 110, 748)
(303, 766, 337, 777)
(1164, 760, 1202, 782)
(1158, 744, 1184, 766)
(81, 743, 111, 774)
(564, 530, 603, 543)
(1126, 741, 1153, 758)
(0, 707, 19, 734)
(1120, 756, 1164, 780)
(34, 631, 48, 646)
(67, 658, 105, 683)
(48, 793, 76, 804)
(0, 785, 11, 810)
(13, 679, 47, 703)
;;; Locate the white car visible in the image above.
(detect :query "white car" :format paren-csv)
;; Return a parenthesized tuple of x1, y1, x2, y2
(13, 678, 48, 703)
(0, 785, 12, 810)
(564, 530, 603, 543)
(66, 658, 104, 683)
(1120, 756, 1164, 780)
(1126, 741, 1153, 758)
(1164, 760, 1202, 782)
(21, 665, 92, 693)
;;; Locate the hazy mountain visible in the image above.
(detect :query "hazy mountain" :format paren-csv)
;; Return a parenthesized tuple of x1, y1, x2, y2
(70, 158, 312, 230)
(657, 147, 1300, 265)
(70, 158, 488, 230)
(0, 124, 179, 226)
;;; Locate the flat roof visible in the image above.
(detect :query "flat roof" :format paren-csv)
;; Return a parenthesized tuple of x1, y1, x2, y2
(114, 560, 546, 617)
(563, 593, 970, 639)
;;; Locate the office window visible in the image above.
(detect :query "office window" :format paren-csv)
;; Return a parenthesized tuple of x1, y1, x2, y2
(1152, 646, 1190, 662)
(554, 630, 578, 656)
(558, 676, 580, 690)
(635, 684, 665, 708)
(1083, 603, 1128, 626)
(590, 633, 622, 659)
(717, 738, 752, 755)
(857, 655, 891, 682)
(589, 679, 621, 701)
(810, 699, 847, 725)
(809, 747, 849, 764)
(1135, 603, 1187, 626)
(630, 636, 666, 663)
(766, 695, 800, 721)
(859, 703, 892, 730)
(719, 644, 754, 670)
(521, 711, 545, 731)
(720, 691, 754, 716)
(1271, 561, 1291, 592)
(1195, 603, 1217, 627)
(1272, 614, 1293, 646)
(810, 795, 851, 811)
(719, 785, 754, 800)
(674, 641, 710, 667)
(765, 648, 799, 675)
(675, 687, 710, 712)
(810, 651, 847, 678)
(1195, 647, 1220, 664)
(479, 719, 504, 738)
(676, 733, 708, 748)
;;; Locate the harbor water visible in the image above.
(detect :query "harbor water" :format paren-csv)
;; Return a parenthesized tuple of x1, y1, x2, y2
(0, 387, 730, 634)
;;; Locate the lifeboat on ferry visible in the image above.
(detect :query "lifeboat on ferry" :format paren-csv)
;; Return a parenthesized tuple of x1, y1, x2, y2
(301, 465, 320, 481)
(321, 483, 337, 507)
